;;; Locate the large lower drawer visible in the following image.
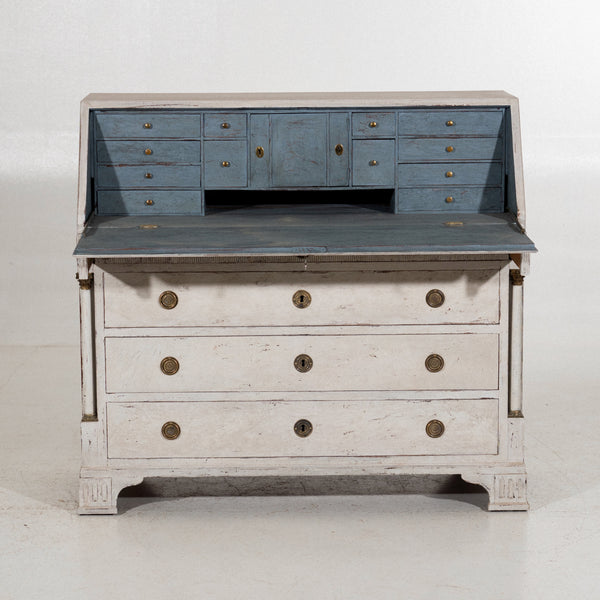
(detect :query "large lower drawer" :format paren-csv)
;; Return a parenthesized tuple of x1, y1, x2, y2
(104, 334, 499, 393)
(102, 269, 501, 327)
(106, 399, 500, 458)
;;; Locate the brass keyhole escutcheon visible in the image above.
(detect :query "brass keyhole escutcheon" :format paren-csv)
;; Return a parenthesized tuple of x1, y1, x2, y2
(426, 289, 445, 308)
(160, 356, 180, 375)
(425, 354, 444, 373)
(292, 289, 311, 309)
(426, 419, 445, 438)
(256, 146, 265, 158)
(294, 354, 313, 373)
(162, 421, 181, 440)
(144, 148, 153, 155)
(335, 143, 344, 156)
(294, 419, 313, 438)
(159, 290, 178, 310)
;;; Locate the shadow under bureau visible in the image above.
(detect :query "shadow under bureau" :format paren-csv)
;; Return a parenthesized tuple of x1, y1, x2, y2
(74, 92, 536, 513)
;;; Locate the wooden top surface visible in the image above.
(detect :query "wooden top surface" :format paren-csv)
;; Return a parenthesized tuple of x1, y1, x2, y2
(74, 206, 536, 257)
(82, 91, 518, 109)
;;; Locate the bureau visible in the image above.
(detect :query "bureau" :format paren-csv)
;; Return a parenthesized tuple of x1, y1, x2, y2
(75, 92, 536, 513)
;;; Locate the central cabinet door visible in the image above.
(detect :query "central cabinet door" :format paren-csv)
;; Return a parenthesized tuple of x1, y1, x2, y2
(271, 113, 328, 187)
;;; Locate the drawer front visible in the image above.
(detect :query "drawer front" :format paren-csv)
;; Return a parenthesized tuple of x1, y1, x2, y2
(107, 399, 499, 458)
(352, 112, 396, 137)
(398, 162, 503, 186)
(397, 137, 503, 162)
(204, 113, 247, 138)
(103, 269, 500, 327)
(96, 140, 201, 165)
(96, 165, 201, 188)
(97, 190, 203, 215)
(352, 139, 395, 186)
(398, 109, 504, 136)
(104, 334, 499, 393)
(396, 187, 504, 212)
(204, 140, 248, 188)
(95, 112, 201, 139)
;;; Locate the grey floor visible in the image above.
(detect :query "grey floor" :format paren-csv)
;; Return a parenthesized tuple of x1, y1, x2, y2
(1, 338, 598, 600)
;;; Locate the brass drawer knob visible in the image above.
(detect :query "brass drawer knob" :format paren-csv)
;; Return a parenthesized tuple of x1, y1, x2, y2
(162, 421, 181, 440)
(221, 161, 230, 167)
(160, 356, 180, 375)
(256, 146, 264, 158)
(369, 121, 378, 128)
(426, 419, 445, 438)
(143, 122, 153, 129)
(145, 199, 154, 206)
(144, 148, 153, 155)
(445, 171, 454, 178)
(426, 289, 445, 308)
(445, 145, 455, 153)
(369, 159, 378, 166)
(294, 354, 313, 373)
(335, 143, 344, 156)
(159, 290, 178, 309)
(221, 122, 230, 129)
(425, 354, 444, 373)
(446, 120, 454, 127)
(294, 419, 313, 438)
(445, 196, 454, 203)
(292, 289, 311, 309)
(144, 172, 153, 179)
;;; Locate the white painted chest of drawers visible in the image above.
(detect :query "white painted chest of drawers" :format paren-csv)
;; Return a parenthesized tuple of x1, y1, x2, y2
(75, 92, 535, 513)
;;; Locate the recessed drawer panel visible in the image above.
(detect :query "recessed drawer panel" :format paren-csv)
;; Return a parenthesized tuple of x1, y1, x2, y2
(204, 140, 248, 188)
(352, 139, 395, 186)
(104, 334, 499, 393)
(96, 165, 201, 188)
(96, 140, 201, 165)
(352, 112, 396, 137)
(97, 190, 203, 215)
(204, 113, 247, 138)
(396, 187, 504, 212)
(95, 112, 201, 139)
(107, 399, 499, 458)
(103, 269, 500, 327)
(398, 162, 503, 186)
(398, 109, 504, 136)
(397, 137, 503, 162)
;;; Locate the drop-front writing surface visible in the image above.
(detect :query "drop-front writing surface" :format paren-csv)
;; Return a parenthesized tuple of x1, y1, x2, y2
(75, 92, 534, 513)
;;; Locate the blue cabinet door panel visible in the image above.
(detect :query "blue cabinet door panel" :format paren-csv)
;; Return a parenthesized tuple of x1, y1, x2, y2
(97, 140, 201, 164)
(398, 162, 503, 186)
(271, 114, 328, 187)
(398, 109, 504, 136)
(95, 112, 201, 139)
(97, 165, 201, 188)
(329, 112, 350, 186)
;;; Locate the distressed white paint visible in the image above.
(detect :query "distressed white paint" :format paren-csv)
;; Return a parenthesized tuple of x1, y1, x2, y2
(103, 269, 500, 328)
(510, 278, 524, 413)
(104, 333, 500, 393)
(106, 399, 499, 459)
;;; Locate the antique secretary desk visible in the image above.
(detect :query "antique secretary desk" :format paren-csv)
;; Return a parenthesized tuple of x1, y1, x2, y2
(74, 92, 535, 513)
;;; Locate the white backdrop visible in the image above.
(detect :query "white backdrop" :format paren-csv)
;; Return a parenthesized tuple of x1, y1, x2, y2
(1, 0, 598, 373)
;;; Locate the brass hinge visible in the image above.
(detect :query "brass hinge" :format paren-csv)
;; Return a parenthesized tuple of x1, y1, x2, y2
(510, 270, 524, 286)
(509, 410, 524, 418)
(76, 273, 94, 290)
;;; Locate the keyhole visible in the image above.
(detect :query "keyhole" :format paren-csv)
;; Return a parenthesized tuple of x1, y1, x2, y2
(294, 419, 313, 437)
(293, 289, 311, 309)
(294, 354, 313, 372)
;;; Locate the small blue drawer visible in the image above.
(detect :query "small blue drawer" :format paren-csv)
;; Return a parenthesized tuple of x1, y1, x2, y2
(397, 137, 503, 162)
(204, 140, 248, 188)
(97, 190, 203, 215)
(96, 165, 201, 188)
(95, 112, 201, 139)
(352, 139, 395, 186)
(204, 113, 247, 138)
(398, 162, 503, 186)
(97, 140, 201, 164)
(398, 110, 504, 136)
(352, 112, 396, 137)
(396, 187, 504, 212)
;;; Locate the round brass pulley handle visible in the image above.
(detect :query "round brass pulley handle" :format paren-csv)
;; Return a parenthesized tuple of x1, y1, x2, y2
(426, 289, 445, 308)
(426, 419, 445, 438)
(162, 421, 181, 440)
(425, 354, 444, 373)
(159, 290, 178, 310)
(160, 356, 180, 375)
